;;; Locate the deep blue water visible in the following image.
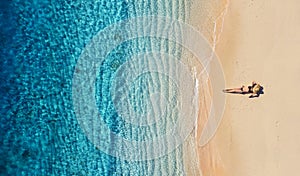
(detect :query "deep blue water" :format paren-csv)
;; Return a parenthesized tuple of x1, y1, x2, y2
(0, 0, 188, 175)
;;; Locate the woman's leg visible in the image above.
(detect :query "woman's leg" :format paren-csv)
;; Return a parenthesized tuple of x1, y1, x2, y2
(223, 87, 243, 93)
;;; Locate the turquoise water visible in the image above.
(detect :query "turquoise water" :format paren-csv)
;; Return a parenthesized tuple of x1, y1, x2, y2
(0, 0, 190, 175)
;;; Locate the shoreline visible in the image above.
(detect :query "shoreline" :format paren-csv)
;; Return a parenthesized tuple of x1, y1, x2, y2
(183, 0, 230, 175)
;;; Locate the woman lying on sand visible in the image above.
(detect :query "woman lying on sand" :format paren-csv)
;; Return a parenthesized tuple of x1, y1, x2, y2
(223, 81, 264, 98)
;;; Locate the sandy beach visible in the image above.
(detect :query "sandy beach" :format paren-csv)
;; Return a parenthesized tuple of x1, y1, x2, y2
(186, 0, 300, 175)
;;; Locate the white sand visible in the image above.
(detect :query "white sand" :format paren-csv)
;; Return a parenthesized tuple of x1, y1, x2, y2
(184, 0, 300, 175)
(215, 0, 300, 175)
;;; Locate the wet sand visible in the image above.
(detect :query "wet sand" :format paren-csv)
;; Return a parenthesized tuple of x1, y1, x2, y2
(182, 0, 228, 175)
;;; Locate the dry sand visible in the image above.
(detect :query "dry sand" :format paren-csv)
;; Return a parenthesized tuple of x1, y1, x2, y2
(185, 0, 300, 175)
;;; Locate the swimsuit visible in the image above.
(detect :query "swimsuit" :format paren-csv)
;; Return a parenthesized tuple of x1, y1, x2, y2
(248, 86, 253, 93)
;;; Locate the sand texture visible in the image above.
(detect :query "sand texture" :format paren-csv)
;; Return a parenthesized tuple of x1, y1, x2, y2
(187, 0, 300, 175)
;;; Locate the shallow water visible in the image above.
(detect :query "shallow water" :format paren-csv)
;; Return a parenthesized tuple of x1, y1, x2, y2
(0, 0, 231, 174)
(0, 0, 191, 175)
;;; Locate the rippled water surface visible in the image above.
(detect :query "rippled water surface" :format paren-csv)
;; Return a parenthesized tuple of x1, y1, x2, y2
(0, 0, 191, 175)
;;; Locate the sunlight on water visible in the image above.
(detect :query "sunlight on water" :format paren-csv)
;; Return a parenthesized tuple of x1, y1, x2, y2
(0, 0, 228, 175)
